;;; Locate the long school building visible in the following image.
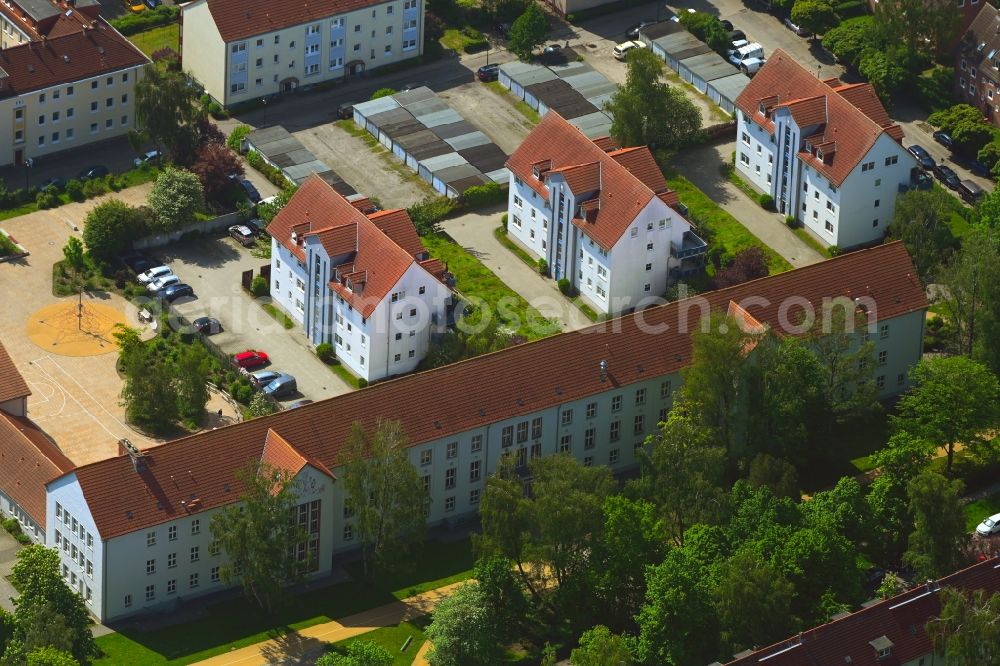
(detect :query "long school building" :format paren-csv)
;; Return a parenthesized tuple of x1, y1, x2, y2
(30, 242, 926, 622)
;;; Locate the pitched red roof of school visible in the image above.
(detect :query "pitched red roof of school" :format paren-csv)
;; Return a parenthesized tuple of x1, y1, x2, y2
(735, 49, 907, 187)
(0, 412, 74, 529)
(64, 242, 927, 540)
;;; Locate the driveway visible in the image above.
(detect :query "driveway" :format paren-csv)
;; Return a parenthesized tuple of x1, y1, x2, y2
(156, 236, 353, 403)
(0, 186, 162, 465)
(440, 208, 593, 332)
(671, 142, 825, 268)
(0, 529, 19, 613)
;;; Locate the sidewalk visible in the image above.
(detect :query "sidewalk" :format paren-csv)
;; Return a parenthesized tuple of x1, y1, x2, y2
(193, 582, 462, 666)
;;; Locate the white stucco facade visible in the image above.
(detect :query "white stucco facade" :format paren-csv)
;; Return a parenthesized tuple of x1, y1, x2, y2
(736, 109, 916, 249)
(270, 239, 309, 327)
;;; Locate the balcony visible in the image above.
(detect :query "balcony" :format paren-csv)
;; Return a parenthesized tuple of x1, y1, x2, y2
(670, 230, 708, 260)
(670, 257, 704, 280)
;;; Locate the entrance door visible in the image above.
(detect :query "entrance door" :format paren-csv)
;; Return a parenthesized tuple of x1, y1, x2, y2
(14, 149, 23, 167)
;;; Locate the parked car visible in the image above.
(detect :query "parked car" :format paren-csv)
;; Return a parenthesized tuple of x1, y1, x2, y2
(192, 316, 222, 335)
(959, 179, 986, 204)
(263, 374, 297, 398)
(228, 224, 256, 247)
(729, 29, 746, 42)
(543, 44, 562, 55)
(626, 19, 657, 40)
(740, 57, 766, 76)
(234, 350, 270, 369)
(720, 19, 733, 31)
(477, 64, 500, 82)
(147, 274, 180, 293)
(162, 283, 194, 302)
(728, 42, 764, 67)
(933, 163, 961, 190)
(137, 265, 173, 284)
(336, 102, 354, 120)
(239, 179, 261, 203)
(250, 369, 282, 388)
(287, 399, 314, 409)
(933, 130, 955, 150)
(144, 0, 161, 7)
(907, 144, 936, 170)
(78, 165, 109, 180)
(133, 149, 162, 167)
(39, 177, 66, 191)
(783, 17, 811, 37)
(121, 253, 152, 274)
(976, 512, 1000, 536)
(613, 41, 647, 61)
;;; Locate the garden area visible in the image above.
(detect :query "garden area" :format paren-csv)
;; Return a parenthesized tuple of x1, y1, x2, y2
(93, 538, 474, 665)
(128, 23, 180, 59)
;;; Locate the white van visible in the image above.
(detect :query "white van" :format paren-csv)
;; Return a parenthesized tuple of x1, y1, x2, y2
(613, 40, 647, 61)
(728, 42, 764, 67)
(740, 57, 766, 76)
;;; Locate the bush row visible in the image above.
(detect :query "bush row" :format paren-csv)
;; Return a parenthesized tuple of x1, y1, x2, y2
(246, 150, 291, 190)
(2, 517, 32, 545)
(407, 183, 508, 235)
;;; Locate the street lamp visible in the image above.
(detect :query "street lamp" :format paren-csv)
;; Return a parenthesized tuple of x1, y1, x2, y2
(24, 157, 33, 190)
(262, 97, 268, 126)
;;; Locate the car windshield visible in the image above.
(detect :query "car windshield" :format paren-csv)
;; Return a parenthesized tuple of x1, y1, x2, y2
(986, 518, 996, 528)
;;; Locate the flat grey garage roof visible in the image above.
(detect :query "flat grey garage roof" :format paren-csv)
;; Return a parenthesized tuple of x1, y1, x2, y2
(245, 126, 356, 193)
(682, 52, 737, 82)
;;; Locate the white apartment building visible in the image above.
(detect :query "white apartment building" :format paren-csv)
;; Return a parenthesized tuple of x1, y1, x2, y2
(180, 0, 425, 108)
(25, 241, 927, 622)
(268, 175, 453, 382)
(735, 49, 917, 250)
(505, 111, 707, 316)
(0, 6, 149, 167)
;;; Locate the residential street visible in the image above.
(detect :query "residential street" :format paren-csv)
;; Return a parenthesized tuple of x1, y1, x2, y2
(672, 143, 825, 267)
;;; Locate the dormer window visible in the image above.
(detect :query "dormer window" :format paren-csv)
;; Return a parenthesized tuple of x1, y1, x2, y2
(758, 102, 765, 115)
(869, 635, 893, 661)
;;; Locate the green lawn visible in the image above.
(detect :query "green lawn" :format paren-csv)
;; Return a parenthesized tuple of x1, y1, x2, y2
(326, 619, 430, 666)
(439, 28, 487, 53)
(261, 302, 295, 330)
(791, 227, 834, 259)
(422, 233, 560, 340)
(965, 491, 1000, 532)
(0, 167, 159, 224)
(94, 538, 474, 665)
(128, 24, 180, 58)
(663, 171, 793, 275)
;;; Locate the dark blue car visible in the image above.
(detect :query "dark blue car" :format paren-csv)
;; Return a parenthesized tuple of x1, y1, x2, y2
(907, 145, 935, 170)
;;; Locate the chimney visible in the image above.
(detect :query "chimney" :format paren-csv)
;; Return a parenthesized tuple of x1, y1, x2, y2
(599, 359, 608, 382)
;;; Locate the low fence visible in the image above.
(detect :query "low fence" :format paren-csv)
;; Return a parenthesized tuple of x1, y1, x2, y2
(703, 120, 738, 141)
(133, 212, 242, 250)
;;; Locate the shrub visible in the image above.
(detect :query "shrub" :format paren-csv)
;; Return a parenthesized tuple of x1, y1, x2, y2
(147, 167, 205, 233)
(109, 5, 179, 35)
(537, 258, 548, 276)
(828, 245, 841, 256)
(199, 93, 212, 107)
(316, 342, 335, 363)
(785, 215, 800, 228)
(758, 193, 774, 210)
(358, 378, 369, 388)
(227, 124, 252, 153)
(207, 101, 227, 119)
(501, 212, 508, 230)
(371, 87, 397, 100)
(461, 182, 505, 209)
(407, 196, 456, 235)
(250, 275, 268, 297)
(35, 188, 60, 209)
(558, 277, 571, 295)
(63, 179, 84, 202)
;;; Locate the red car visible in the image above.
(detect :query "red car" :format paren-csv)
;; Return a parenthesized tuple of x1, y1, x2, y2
(233, 350, 269, 369)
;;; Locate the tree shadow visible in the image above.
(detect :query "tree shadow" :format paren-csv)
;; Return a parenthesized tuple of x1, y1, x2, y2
(259, 629, 327, 665)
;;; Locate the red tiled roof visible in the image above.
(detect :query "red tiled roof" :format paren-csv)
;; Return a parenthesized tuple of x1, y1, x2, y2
(65, 242, 927, 540)
(0, 412, 74, 529)
(591, 136, 619, 152)
(728, 557, 1000, 665)
(198, 0, 391, 43)
(551, 162, 601, 194)
(314, 224, 357, 259)
(734, 50, 906, 187)
(607, 147, 668, 193)
(0, 341, 31, 404)
(262, 429, 335, 480)
(367, 209, 426, 259)
(506, 112, 677, 251)
(0, 19, 149, 100)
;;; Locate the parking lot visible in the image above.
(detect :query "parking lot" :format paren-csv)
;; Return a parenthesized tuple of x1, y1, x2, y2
(152, 235, 354, 403)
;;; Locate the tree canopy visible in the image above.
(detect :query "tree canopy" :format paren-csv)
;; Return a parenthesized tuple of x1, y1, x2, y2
(133, 66, 202, 161)
(426, 582, 504, 666)
(927, 587, 1000, 665)
(887, 188, 961, 284)
(904, 471, 968, 579)
(507, 2, 547, 60)
(147, 167, 205, 233)
(81, 199, 148, 262)
(605, 48, 701, 153)
(791, 0, 837, 37)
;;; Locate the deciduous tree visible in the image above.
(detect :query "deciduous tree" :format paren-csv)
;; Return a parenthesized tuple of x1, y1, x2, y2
(147, 167, 205, 233)
(426, 582, 503, 666)
(114, 325, 179, 433)
(316, 641, 393, 666)
(926, 587, 1000, 665)
(175, 342, 211, 423)
(339, 420, 429, 578)
(133, 66, 202, 161)
(894, 356, 1000, 474)
(26, 646, 79, 666)
(714, 551, 797, 655)
(887, 188, 960, 284)
(791, 0, 837, 38)
(605, 48, 701, 153)
(570, 625, 634, 665)
(903, 471, 968, 580)
(710, 247, 769, 289)
(507, 1, 547, 60)
(81, 199, 147, 262)
(210, 461, 308, 613)
(190, 143, 244, 205)
(61, 237, 85, 275)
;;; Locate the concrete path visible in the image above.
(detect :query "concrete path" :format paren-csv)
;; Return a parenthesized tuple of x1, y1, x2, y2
(193, 582, 462, 666)
(0, 529, 20, 613)
(439, 208, 594, 333)
(671, 143, 825, 269)
(413, 639, 433, 665)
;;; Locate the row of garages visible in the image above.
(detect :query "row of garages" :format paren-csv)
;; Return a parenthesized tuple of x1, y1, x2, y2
(352, 87, 509, 198)
(498, 50, 617, 138)
(243, 126, 358, 197)
(638, 21, 750, 116)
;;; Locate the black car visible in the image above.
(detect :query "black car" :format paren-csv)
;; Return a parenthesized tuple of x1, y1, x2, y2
(39, 177, 66, 191)
(933, 131, 955, 150)
(907, 144, 936, 170)
(162, 283, 195, 302)
(477, 64, 500, 82)
(121, 253, 152, 274)
(336, 102, 354, 120)
(239, 179, 262, 203)
(192, 316, 222, 335)
(78, 165, 109, 180)
(720, 19, 734, 31)
(730, 29, 746, 42)
(626, 20, 656, 40)
(933, 163, 961, 190)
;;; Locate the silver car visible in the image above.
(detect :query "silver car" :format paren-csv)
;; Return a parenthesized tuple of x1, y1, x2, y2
(976, 513, 1000, 537)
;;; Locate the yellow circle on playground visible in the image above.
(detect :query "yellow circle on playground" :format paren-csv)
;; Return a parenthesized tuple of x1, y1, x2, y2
(26, 299, 127, 357)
